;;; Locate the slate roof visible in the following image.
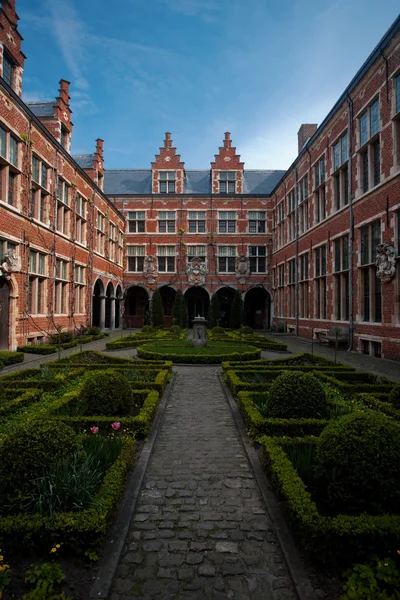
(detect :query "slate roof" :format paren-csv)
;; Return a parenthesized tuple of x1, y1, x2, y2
(104, 169, 285, 196)
(72, 154, 95, 169)
(25, 101, 55, 118)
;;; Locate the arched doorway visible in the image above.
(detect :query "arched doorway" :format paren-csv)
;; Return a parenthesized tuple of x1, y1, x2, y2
(0, 279, 10, 350)
(159, 286, 176, 328)
(92, 279, 104, 328)
(244, 286, 271, 329)
(105, 282, 114, 329)
(124, 286, 149, 328)
(115, 285, 123, 329)
(216, 287, 236, 328)
(184, 287, 209, 327)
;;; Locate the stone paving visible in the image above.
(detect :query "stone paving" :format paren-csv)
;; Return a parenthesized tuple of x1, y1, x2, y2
(109, 367, 297, 600)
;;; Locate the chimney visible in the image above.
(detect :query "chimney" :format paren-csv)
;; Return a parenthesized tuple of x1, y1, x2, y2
(58, 79, 71, 107)
(164, 132, 172, 148)
(223, 132, 232, 149)
(95, 138, 104, 162)
(298, 124, 318, 154)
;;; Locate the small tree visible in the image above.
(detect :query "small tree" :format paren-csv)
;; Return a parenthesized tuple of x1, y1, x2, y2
(229, 290, 244, 329)
(150, 289, 164, 328)
(207, 293, 221, 328)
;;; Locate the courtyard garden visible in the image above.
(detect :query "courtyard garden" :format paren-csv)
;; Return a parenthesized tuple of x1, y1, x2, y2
(0, 349, 171, 599)
(223, 351, 400, 597)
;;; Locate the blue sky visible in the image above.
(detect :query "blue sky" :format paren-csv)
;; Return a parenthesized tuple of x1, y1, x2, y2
(18, 0, 400, 170)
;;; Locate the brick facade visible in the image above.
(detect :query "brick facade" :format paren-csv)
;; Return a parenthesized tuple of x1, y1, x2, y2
(1, 2, 400, 360)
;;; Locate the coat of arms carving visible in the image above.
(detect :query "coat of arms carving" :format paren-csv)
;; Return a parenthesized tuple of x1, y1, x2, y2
(235, 255, 250, 284)
(143, 255, 158, 284)
(0, 248, 21, 280)
(375, 243, 396, 283)
(187, 257, 207, 286)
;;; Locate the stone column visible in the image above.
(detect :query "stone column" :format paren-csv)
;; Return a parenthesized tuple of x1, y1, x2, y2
(99, 294, 106, 330)
(110, 297, 116, 329)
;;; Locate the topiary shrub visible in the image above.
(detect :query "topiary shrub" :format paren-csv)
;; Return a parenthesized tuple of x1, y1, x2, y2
(49, 330, 74, 344)
(389, 382, 400, 408)
(212, 326, 224, 334)
(315, 411, 400, 515)
(0, 419, 80, 507)
(86, 325, 101, 336)
(79, 369, 133, 416)
(239, 326, 253, 335)
(141, 325, 155, 334)
(267, 370, 327, 419)
(169, 325, 182, 334)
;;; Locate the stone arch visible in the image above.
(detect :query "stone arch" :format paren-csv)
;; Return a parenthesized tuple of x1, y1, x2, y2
(115, 284, 123, 329)
(124, 285, 149, 328)
(216, 286, 236, 328)
(105, 281, 115, 329)
(243, 286, 272, 329)
(184, 286, 210, 326)
(158, 285, 177, 328)
(92, 278, 105, 328)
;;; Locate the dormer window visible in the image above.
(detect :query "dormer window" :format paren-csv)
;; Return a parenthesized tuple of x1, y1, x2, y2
(219, 171, 236, 193)
(2, 55, 14, 88)
(159, 171, 176, 193)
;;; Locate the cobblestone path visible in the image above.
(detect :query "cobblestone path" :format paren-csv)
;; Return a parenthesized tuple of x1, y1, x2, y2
(110, 367, 297, 600)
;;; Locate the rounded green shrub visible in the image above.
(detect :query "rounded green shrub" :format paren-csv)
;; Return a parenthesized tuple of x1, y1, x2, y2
(0, 419, 80, 506)
(315, 411, 400, 515)
(79, 369, 133, 416)
(267, 370, 326, 418)
(212, 326, 224, 334)
(169, 325, 182, 334)
(239, 326, 253, 335)
(86, 325, 101, 336)
(389, 383, 400, 408)
(141, 325, 155, 334)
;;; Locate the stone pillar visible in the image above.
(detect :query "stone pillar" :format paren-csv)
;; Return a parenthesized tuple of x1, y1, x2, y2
(110, 297, 116, 329)
(99, 295, 106, 330)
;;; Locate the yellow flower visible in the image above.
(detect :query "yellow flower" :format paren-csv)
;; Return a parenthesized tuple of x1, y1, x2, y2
(50, 547, 57, 553)
(0, 555, 3, 561)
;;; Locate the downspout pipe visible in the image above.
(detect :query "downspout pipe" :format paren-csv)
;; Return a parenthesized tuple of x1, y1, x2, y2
(295, 167, 299, 336)
(347, 93, 354, 351)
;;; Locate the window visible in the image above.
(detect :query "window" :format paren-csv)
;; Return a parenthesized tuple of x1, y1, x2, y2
(314, 156, 326, 224)
(248, 211, 266, 234)
(108, 223, 117, 262)
(218, 211, 236, 233)
(396, 74, 400, 115)
(159, 171, 176, 194)
(287, 259, 296, 317)
(54, 258, 68, 314)
(28, 251, 47, 315)
(315, 246, 327, 319)
(2, 54, 13, 88)
(397, 211, 400, 256)
(287, 189, 296, 242)
(75, 196, 86, 245)
(188, 211, 206, 233)
(127, 246, 145, 272)
(60, 126, 69, 150)
(30, 155, 50, 222)
(359, 221, 381, 322)
(56, 178, 70, 235)
(299, 174, 308, 203)
(332, 133, 349, 210)
(249, 246, 266, 273)
(128, 211, 145, 233)
(276, 264, 285, 317)
(96, 211, 105, 254)
(219, 171, 236, 193)
(157, 246, 175, 272)
(187, 245, 206, 263)
(158, 211, 175, 233)
(334, 235, 350, 321)
(358, 98, 381, 193)
(299, 196, 309, 234)
(275, 202, 285, 249)
(0, 126, 19, 206)
(218, 246, 236, 272)
(299, 253, 309, 318)
(74, 265, 86, 314)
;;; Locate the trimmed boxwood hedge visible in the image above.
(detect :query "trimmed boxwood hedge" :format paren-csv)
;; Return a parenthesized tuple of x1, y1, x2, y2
(0, 351, 25, 367)
(49, 389, 160, 438)
(0, 436, 136, 551)
(237, 391, 329, 440)
(356, 393, 400, 421)
(17, 334, 107, 355)
(0, 389, 43, 417)
(137, 343, 260, 363)
(44, 350, 136, 365)
(312, 371, 395, 396)
(260, 435, 400, 565)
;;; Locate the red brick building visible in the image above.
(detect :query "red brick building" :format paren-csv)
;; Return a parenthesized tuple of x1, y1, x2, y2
(0, 0, 124, 351)
(1, 0, 400, 360)
(270, 16, 400, 360)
